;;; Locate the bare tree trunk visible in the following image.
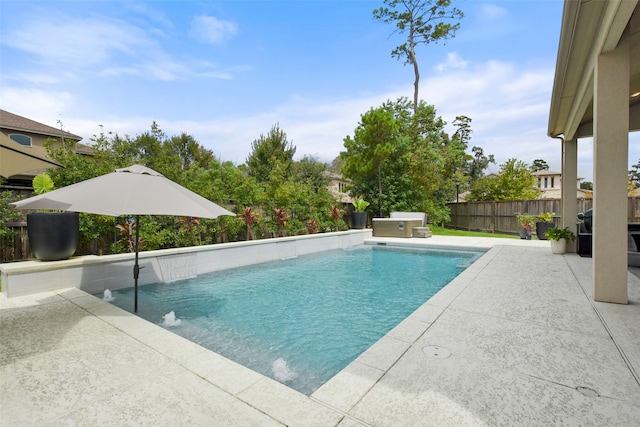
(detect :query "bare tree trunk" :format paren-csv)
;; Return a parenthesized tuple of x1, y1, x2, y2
(410, 49, 420, 110)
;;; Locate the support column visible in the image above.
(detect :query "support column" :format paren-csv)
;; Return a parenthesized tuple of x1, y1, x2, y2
(561, 137, 578, 253)
(592, 37, 629, 304)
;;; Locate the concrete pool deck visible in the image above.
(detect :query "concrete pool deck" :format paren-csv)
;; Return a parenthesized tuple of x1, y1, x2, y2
(1, 236, 639, 425)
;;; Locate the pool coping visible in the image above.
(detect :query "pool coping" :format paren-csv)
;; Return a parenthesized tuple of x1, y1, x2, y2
(0, 235, 524, 425)
(309, 237, 508, 412)
(4, 235, 638, 425)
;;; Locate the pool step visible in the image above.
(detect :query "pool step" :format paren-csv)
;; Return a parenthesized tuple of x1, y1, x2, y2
(412, 227, 432, 238)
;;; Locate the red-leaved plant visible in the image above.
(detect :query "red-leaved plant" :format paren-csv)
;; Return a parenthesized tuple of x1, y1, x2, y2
(330, 205, 343, 231)
(274, 208, 288, 237)
(239, 206, 259, 240)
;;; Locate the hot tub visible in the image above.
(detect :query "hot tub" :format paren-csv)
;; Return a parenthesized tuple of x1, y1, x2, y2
(372, 218, 423, 238)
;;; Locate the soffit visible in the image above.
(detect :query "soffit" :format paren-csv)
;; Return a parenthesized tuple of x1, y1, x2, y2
(548, 0, 639, 140)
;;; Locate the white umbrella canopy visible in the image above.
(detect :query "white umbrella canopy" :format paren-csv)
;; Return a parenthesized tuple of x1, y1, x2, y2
(11, 164, 234, 218)
(0, 133, 62, 178)
(12, 164, 235, 312)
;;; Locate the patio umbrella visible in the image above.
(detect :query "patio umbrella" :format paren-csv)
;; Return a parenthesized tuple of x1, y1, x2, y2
(12, 164, 235, 311)
(0, 133, 62, 178)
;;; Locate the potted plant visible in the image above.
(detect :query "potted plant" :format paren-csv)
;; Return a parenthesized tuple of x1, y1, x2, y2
(26, 173, 79, 261)
(351, 198, 369, 229)
(515, 213, 536, 240)
(535, 211, 556, 240)
(544, 226, 576, 254)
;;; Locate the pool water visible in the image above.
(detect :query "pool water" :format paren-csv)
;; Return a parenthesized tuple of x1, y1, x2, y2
(104, 245, 483, 394)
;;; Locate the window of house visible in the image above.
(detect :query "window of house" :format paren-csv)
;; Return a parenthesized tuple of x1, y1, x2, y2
(551, 177, 555, 188)
(537, 178, 541, 188)
(9, 134, 32, 147)
(544, 177, 548, 188)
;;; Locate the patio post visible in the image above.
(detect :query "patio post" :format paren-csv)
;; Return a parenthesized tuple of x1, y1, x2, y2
(561, 136, 578, 253)
(592, 33, 629, 304)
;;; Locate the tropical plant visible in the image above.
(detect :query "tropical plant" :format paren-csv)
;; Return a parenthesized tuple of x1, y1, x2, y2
(32, 173, 54, 195)
(544, 226, 576, 242)
(330, 205, 343, 231)
(352, 198, 370, 213)
(116, 218, 142, 253)
(537, 212, 555, 223)
(239, 206, 259, 241)
(515, 213, 536, 233)
(273, 208, 288, 237)
(306, 218, 319, 234)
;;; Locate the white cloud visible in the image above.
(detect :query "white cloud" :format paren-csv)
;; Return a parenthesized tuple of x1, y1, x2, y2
(4, 18, 154, 67)
(190, 15, 238, 45)
(7, 52, 636, 182)
(0, 87, 74, 125)
(3, 13, 238, 82)
(481, 4, 508, 19)
(435, 52, 469, 71)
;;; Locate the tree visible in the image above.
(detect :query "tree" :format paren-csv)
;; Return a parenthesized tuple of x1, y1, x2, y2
(373, 0, 463, 109)
(465, 146, 495, 182)
(246, 123, 296, 183)
(328, 156, 344, 174)
(580, 181, 593, 190)
(467, 158, 540, 201)
(342, 106, 400, 216)
(443, 115, 473, 186)
(341, 97, 465, 223)
(629, 159, 640, 188)
(531, 159, 550, 172)
(292, 156, 329, 192)
(0, 191, 21, 239)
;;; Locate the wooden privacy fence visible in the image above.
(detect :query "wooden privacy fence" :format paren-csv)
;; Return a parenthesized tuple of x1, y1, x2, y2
(447, 198, 640, 234)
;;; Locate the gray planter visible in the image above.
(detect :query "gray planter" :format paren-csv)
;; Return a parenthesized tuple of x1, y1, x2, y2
(536, 222, 555, 240)
(352, 212, 368, 229)
(27, 212, 79, 261)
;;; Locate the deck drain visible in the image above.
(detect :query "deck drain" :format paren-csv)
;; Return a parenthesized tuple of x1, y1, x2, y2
(576, 386, 599, 397)
(422, 345, 451, 359)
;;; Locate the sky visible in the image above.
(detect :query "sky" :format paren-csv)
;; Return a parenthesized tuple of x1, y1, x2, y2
(1, 0, 638, 182)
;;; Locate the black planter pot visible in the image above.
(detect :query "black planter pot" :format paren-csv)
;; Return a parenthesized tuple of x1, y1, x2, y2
(27, 212, 79, 261)
(352, 212, 368, 229)
(535, 222, 555, 240)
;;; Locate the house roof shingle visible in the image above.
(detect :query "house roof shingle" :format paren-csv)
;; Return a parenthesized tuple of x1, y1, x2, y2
(0, 109, 82, 141)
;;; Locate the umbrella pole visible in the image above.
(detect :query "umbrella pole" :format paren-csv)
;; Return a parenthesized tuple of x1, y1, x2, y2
(134, 215, 140, 313)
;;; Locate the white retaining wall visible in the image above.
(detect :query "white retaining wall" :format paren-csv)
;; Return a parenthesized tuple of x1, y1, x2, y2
(0, 230, 372, 298)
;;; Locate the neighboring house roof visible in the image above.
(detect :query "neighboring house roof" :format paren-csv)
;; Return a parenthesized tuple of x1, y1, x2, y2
(0, 109, 82, 141)
(531, 170, 561, 176)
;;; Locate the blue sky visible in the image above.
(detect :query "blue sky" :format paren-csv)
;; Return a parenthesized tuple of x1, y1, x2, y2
(1, 0, 637, 181)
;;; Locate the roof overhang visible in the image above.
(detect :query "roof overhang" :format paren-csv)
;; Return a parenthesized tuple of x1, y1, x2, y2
(548, 0, 640, 140)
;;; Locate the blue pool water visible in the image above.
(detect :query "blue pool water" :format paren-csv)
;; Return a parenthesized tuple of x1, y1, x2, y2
(104, 245, 483, 394)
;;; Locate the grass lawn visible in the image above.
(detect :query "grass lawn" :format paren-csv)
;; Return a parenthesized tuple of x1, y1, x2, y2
(430, 225, 519, 239)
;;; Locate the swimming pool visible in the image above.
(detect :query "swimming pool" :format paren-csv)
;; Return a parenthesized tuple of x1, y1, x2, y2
(103, 245, 483, 394)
